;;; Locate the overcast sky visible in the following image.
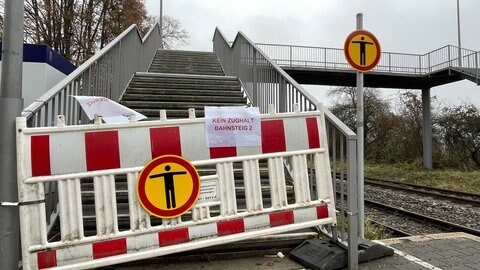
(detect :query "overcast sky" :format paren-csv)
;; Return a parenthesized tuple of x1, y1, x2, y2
(145, 0, 479, 108)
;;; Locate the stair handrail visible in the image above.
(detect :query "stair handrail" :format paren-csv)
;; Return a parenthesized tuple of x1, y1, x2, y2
(213, 28, 357, 136)
(22, 23, 162, 127)
(20, 23, 161, 234)
(213, 27, 359, 269)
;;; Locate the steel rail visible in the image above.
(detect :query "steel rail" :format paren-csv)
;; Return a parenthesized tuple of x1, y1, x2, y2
(335, 173, 480, 207)
(367, 219, 412, 238)
(365, 199, 480, 237)
(364, 177, 480, 207)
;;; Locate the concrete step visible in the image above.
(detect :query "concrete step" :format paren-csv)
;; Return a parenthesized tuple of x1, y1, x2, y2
(122, 50, 246, 119)
(150, 50, 224, 76)
(122, 90, 244, 98)
(131, 74, 239, 84)
(127, 81, 241, 91)
(148, 68, 224, 76)
(124, 101, 247, 110)
(121, 95, 247, 103)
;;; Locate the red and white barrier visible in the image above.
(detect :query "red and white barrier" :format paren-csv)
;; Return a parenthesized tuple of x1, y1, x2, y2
(17, 107, 336, 270)
(27, 115, 321, 177)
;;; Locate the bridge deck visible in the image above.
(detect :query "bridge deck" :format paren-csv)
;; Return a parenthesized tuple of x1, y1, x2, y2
(282, 66, 464, 89)
(257, 43, 479, 89)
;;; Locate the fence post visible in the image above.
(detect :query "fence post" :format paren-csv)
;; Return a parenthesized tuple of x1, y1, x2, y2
(476, 52, 479, 85)
(279, 78, 287, 113)
(252, 48, 258, 107)
(347, 137, 359, 270)
(289, 46, 293, 67)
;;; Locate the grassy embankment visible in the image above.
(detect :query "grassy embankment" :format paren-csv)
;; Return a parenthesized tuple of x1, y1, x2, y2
(365, 162, 480, 194)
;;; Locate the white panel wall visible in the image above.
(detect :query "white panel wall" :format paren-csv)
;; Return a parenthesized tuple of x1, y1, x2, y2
(0, 62, 67, 108)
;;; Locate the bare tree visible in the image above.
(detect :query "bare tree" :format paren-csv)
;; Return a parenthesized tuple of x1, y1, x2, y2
(328, 86, 392, 156)
(0, 1, 4, 40)
(437, 103, 480, 169)
(160, 15, 189, 49)
(1, 0, 189, 65)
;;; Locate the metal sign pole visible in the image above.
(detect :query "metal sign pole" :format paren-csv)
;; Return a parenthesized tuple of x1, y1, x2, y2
(0, 1, 24, 269)
(356, 13, 365, 239)
(456, 0, 462, 67)
(160, 0, 164, 49)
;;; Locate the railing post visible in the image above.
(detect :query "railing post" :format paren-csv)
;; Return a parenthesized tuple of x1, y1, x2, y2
(347, 137, 359, 270)
(419, 55, 422, 75)
(448, 45, 452, 67)
(476, 52, 479, 85)
(324, 48, 327, 69)
(279, 77, 287, 113)
(428, 53, 431, 74)
(388, 53, 391, 73)
(289, 46, 293, 67)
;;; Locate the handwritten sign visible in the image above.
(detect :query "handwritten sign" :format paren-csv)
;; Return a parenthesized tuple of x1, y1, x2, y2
(72, 95, 147, 123)
(205, 106, 261, 147)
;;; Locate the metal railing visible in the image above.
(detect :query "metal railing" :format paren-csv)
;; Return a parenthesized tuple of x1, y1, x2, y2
(21, 23, 162, 232)
(213, 27, 359, 269)
(256, 43, 480, 77)
(22, 23, 162, 128)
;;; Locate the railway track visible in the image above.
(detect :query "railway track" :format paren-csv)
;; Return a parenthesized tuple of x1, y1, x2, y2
(336, 174, 480, 237)
(365, 176, 480, 207)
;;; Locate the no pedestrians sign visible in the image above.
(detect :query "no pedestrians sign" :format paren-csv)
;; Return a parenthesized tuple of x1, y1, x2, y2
(344, 29, 381, 72)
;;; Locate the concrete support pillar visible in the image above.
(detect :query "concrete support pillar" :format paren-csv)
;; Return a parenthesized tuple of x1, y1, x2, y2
(422, 88, 433, 170)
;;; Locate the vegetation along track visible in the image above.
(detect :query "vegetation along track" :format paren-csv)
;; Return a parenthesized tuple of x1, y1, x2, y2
(335, 174, 480, 237)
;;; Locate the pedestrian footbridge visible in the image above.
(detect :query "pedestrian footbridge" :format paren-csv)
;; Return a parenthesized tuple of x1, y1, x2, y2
(257, 43, 480, 88)
(16, 23, 479, 270)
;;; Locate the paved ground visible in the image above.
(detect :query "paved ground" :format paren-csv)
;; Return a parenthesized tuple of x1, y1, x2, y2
(111, 232, 480, 270)
(357, 233, 480, 270)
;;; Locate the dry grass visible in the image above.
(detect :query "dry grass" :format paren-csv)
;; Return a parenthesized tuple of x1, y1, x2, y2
(364, 218, 392, 240)
(364, 161, 480, 194)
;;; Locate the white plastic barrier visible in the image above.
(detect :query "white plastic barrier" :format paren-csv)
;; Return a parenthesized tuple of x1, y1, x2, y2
(16, 108, 335, 269)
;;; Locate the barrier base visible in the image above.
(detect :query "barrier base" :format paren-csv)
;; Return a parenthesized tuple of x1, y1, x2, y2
(290, 239, 394, 270)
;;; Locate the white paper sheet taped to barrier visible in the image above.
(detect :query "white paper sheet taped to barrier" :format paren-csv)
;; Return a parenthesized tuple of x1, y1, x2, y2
(72, 96, 147, 123)
(205, 106, 261, 147)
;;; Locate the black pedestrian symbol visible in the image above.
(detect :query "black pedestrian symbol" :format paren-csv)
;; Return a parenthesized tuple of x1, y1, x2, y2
(352, 36, 374, 66)
(149, 165, 186, 209)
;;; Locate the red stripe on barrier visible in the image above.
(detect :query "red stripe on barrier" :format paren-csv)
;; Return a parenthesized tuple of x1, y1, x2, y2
(269, 210, 294, 227)
(158, 228, 189, 246)
(92, 238, 127, 259)
(261, 120, 286, 153)
(31, 135, 51, 176)
(85, 131, 120, 171)
(150, 127, 182, 158)
(306, 117, 320, 149)
(217, 219, 245, 236)
(317, 204, 329, 219)
(37, 250, 57, 269)
(209, 147, 237, 159)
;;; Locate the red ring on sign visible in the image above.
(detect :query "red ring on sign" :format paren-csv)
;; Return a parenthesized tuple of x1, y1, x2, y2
(136, 155, 200, 218)
(344, 29, 381, 72)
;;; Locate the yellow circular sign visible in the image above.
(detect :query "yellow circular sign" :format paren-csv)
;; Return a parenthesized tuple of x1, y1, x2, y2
(344, 30, 381, 72)
(136, 155, 200, 218)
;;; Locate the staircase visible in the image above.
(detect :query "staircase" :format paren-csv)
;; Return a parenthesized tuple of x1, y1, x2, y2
(120, 50, 248, 119)
(452, 67, 480, 85)
(75, 50, 299, 254)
